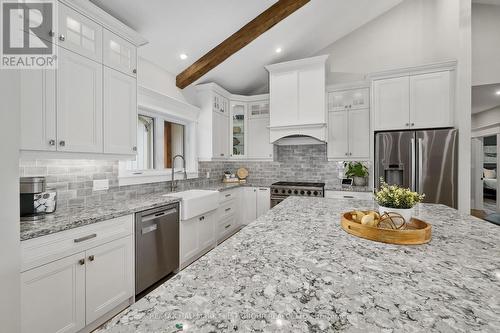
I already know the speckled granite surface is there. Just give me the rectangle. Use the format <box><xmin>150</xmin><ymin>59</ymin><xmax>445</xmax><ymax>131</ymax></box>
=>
<box><xmin>20</xmin><ymin>182</ymin><xmax>270</xmax><ymax>241</ymax></box>
<box><xmin>95</xmin><ymin>197</ymin><xmax>500</xmax><ymax>333</ymax></box>
<box><xmin>20</xmin><ymin>192</ymin><xmax>181</xmax><ymax>241</ymax></box>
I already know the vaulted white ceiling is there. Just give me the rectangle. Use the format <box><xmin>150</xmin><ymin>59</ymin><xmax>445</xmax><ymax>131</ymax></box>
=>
<box><xmin>472</xmin><ymin>83</ymin><xmax>500</xmax><ymax>114</ymax></box>
<box><xmin>91</xmin><ymin>0</ymin><xmax>402</xmax><ymax>94</ymax></box>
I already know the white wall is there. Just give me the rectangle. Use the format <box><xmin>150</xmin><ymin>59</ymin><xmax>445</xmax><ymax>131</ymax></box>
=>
<box><xmin>316</xmin><ymin>0</ymin><xmax>460</xmax><ymax>84</ymax></box>
<box><xmin>137</xmin><ymin>57</ymin><xmax>199</xmax><ymax>105</ymax></box>
<box><xmin>0</xmin><ymin>71</ymin><xmax>21</xmax><ymax>332</ymax></box>
<box><xmin>472</xmin><ymin>3</ymin><xmax>500</xmax><ymax>86</ymax></box>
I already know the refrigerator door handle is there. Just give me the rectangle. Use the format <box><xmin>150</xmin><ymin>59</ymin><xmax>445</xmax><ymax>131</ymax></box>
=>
<box><xmin>411</xmin><ymin>138</ymin><xmax>416</xmax><ymax>191</ymax></box>
<box><xmin>418</xmin><ymin>138</ymin><xmax>423</xmax><ymax>193</ymax></box>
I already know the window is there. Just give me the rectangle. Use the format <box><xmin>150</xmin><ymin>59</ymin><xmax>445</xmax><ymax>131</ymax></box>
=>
<box><xmin>127</xmin><ymin>115</ymin><xmax>154</xmax><ymax>171</ymax></box>
<box><xmin>164</xmin><ymin>121</ymin><xmax>185</xmax><ymax>169</ymax></box>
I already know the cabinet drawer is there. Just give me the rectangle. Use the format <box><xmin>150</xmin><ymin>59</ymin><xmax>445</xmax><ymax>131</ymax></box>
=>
<box><xmin>218</xmin><ymin>214</ymin><xmax>237</xmax><ymax>240</ymax></box>
<box><xmin>219</xmin><ymin>188</ymin><xmax>239</xmax><ymax>204</ymax></box>
<box><xmin>21</xmin><ymin>215</ymin><xmax>134</xmax><ymax>272</ymax></box>
<box><xmin>218</xmin><ymin>200</ymin><xmax>236</xmax><ymax>220</ymax></box>
<box><xmin>325</xmin><ymin>191</ymin><xmax>373</xmax><ymax>201</ymax></box>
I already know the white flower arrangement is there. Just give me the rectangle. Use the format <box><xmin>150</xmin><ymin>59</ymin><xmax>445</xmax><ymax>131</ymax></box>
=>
<box><xmin>375</xmin><ymin>180</ymin><xmax>425</xmax><ymax>209</ymax></box>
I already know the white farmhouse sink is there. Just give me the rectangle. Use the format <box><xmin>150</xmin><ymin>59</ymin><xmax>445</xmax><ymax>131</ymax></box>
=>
<box><xmin>164</xmin><ymin>190</ymin><xmax>219</xmax><ymax>220</ymax></box>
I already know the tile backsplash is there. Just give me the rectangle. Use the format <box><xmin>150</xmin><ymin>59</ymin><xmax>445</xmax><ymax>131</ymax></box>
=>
<box><xmin>19</xmin><ymin>144</ymin><xmax>369</xmax><ymax>208</ymax></box>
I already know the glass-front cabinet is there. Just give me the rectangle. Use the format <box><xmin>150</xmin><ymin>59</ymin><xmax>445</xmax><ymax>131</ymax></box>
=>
<box><xmin>230</xmin><ymin>101</ymin><xmax>247</xmax><ymax>158</ymax></box>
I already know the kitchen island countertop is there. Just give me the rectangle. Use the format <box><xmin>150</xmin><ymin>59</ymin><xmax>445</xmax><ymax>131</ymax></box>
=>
<box><xmin>96</xmin><ymin>197</ymin><xmax>500</xmax><ymax>332</ymax></box>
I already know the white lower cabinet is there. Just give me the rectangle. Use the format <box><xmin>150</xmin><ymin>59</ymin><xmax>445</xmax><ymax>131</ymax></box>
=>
<box><xmin>21</xmin><ymin>215</ymin><xmax>134</xmax><ymax>333</ymax></box>
<box><xmin>242</xmin><ymin>187</ymin><xmax>271</xmax><ymax>225</ymax></box>
<box><xmin>180</xmin><ymin>210</ymin><xmax>216</xmax><ymax>268</ymax></box>
<box><xmin>85</xmin><ymin>236</ymin><xmax>134</xmax><ymax>324</ymax></box>
<box><xmin>21</xmin><ymin>253</ymin><xmax>86</xmax><ymax>333</ymax></box>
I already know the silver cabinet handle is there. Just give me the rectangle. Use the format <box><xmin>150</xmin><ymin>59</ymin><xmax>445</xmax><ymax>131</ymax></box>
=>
<box><xmin>48</xmin><ymin>139</ymin><xmax>55</xmax><ymax>146</ymax></box>
<box><xmin>132</xmin><ymin>69</ymin><xmax>137</xmax><ymax>74</ymax></box>
<box><xmin>74</xmin><ymin>233</ymin><xmax>96</xmax><ymax>243</ymax></box>
<box><xmin>225</xmin><ymin>224</ymin><xmax>231</xmax><ymax>229</ymax></box>
<box><xmin>225</xmin><ymin>193</ymin><xmax>231</xmax><ymax>197</ymax></box>
<box><xmin>59</xmin><ymin>140</ymin><xmax>66</xmax><ymax>147</ymax></box>
<box><xmin>225</xmin><ymin>207</ymin><xmax>231</xmax><ymax>212</ymax></box>
<box><xmin>88</xmin><ymin>255</ymin><xmax>95</xmax><ymax>261</ymax></box>
<box><xmin>345</xmin><ymin>153</ymin><xmax>349</xmax><ymax>156</ymax></box>
<box><xmin>411</xmin><ymin>123</ymin><xmax>415</xmax><ymax>127</ymax></box>
<box><xmin>405</xmin><ymin>123</ymin><xmax>410</xmax><ymax>127</ymax></box>
<box><xmin>220</xmin><ymin>153</ymin><xmax>224</xmax><ymax>157</ymax></box>
<box><xmin>199</xmin><ymin>216</ymin><xmax>205</xmax><ymax>221</ymax></box>
<box><xmin>349</xmin><ymin>153</ymin><xmax>352</xmax><ymax>156</ymax></box>
<box><xmin>132</xmin><ymin>146</ymin><xmax>137</xmax><ymax>152</ymax></box>
<box><xmin>78</xmin><ymin>258</ymin><xmax>85</xmax><ymax>265</ymax></box>
<box><xmin>59</xmin><ymin>34</ymin><xmax>65</xmax><ymax>41</ymax></box>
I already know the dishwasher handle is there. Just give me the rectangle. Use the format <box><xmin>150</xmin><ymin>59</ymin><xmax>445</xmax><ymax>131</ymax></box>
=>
<box><xmin>141</xmin><ymin>208</ymin><xmax>177</xmax><ymax>223</ymax></box>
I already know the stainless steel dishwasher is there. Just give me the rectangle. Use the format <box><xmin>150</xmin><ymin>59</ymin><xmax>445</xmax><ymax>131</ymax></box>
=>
<box><xmin>135</xmin><ymin>203</ymin><xmax>179</xmax><ymax>295</ymax></box>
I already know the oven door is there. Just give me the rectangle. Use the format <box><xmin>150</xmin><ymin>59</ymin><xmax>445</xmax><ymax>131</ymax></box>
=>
<box><xmin>270</xmin><ymin>196</ymin><xmax>286</xmax><ymax>208</ymax></box>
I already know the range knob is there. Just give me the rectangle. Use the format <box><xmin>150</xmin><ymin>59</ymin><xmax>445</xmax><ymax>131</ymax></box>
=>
<box><xmin>307</xmin><ymin>191</ymin><xmax>311</xmax><ymax>195</ymax></box>
<box><xmin>287</xmin><ymin>190</ymin><xmax>292</xmax><ymax>194</ymax></box>
<box><xmin>300</xmin><ymin>190</ymin><xmax>305</xmax><ymax>195</ymax></box>
<box><xmin>274</xmin><ymin>189</ymin><xmax>279</xmax><ymax>194</ymax></box>
<box><xmin>294</xmin><ymin>190</ymin><xmax>298</xmax><ymax>195</ymax></box>
<box><xmin>282</xmin><ymin>189</ymin><xmax>286</xmax><ymax>194</ymax></box>
<box><xmin>313</xmin><ymin>191</ymin><xmax>318</xmax><ymax>196</ymax></box>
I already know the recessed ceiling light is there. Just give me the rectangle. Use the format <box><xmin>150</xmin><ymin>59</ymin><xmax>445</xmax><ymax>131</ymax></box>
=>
<box><xmin>179</xmin><ymin>53</ymin><xmax>188</xmax><ymax>60</ymax></box>
<box><xmin>496</xmin><ymin>90</ymin><xmax>500</xmax><ymax>95</ymax></box>
<box><xmin>275</xmin><ymin>47</ymin><xmax>282</xmax><ymax>54</ymax></box>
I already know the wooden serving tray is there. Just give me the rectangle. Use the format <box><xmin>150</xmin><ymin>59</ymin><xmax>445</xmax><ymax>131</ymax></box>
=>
<box><xmin>341</xmin><ymin>211</ymin><xmax>431</xmax><ymax>245</ymax></box>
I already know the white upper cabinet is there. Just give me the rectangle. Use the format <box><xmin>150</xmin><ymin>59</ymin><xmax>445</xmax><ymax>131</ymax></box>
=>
<box><xmin>373</xmin><ymin>76</ymin><xmax>410</xmax><ymax>131</ymax></box>
<box><xmin>372</xmin><ymin>66</ymin><xmax>454</xmax><ymax>131</ymax></box>
<box><xmin>248</xmin><ymin>116</ymin><xmax>273</xmax><ymax>160</ymax></box>
<box><xmin>328</xmin><ymin>88</ymin><xmax>369</xmax><ymax>112</ymax></box>
<box><xmin>103</xmin><ymin>67</ymin><xmax>137</xmax><ymax>155</ymax></box>
<box><xmin>327</xmin><ymin>111</ymin><xmax>349</xmax><ymax>159</ymax></box>
<box><xmin>58</xmin><ymin>3</ymin><xmax>102</xmax><ymax>62</ymax></box>
<box><xmin>57</xmin><ymin>47</ymin><xmax>103</xmax><ymax>153</ymax></box>
<box><xmin>230</xmin><ymin>101</ymin><xmax>247</xmax><ymax>158</ymax></box>
<box><xmin>20</xmin><ymin>70</ymin><xmax>56</xmax><ymax>151</ymax></box>
<box><xmin>348</xmin><ymin>108</ymin><xmax>370</xmax><ymax>159</ymax></box>
<box><xmin>103</xmin><ymin>29</ymin><xmax>137</xmax><ymax>77</ymax></box>
<box><xmin>270</xmin><ymin>71</ymin><xmax>299</xmax><ymax>127</ymax></box>
<box><xmin>409</xmin><ymin>71</ymin><xmax>452</xmax><ymax>129</ymax></box>
<box><xmin>248</xmin><ymin>101</ymin><xmax>270</xmax><ymax>117</ymax></box>
<box><xmin>212</xmin><ymin>111</ymin><xmax>229</xmax><ymax>159</ymax></box>
<box><xmin>213</xmin><ymin>93</ymin><xmax>229</xmax><ymax>115</ymax></box>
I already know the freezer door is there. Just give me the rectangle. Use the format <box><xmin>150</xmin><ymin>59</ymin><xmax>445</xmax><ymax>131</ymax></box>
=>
<box><xmin>416</xmin><ymin>129</ymin><xmax>458</xmax><ymax>208</ymax></box>
<box><xmin>375</xmin><ymin>131</ymin><xmax>415</xmax><ymax>190</ymax></box>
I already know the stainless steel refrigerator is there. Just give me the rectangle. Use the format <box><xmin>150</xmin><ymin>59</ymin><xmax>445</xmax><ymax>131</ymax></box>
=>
<box><xmin>375</xmin><ymin>129</ymin><xmax>458</xmax><ymax>208</ymax></box>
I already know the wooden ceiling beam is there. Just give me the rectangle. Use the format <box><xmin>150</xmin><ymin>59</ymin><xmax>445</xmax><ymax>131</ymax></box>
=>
<box><xmin>175</xmin><ymin>0</ymin><xmax>310</xmax><ymax>89</ymax></box>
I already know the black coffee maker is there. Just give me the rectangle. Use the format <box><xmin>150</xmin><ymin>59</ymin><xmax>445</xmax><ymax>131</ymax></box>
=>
<box><xmin>20</xmin><ymin>177</ymin><xmax>47</xmax><ymax>221</ymax></box>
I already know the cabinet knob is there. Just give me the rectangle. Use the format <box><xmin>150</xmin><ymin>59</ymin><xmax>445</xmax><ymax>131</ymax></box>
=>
<box><xmin>220</xmin><ymin>153</ymin><xmax>224</xmax><ymax>157</ymax></box>
<box><xmin>345</xmin><ymin>152</ymin><xmax>349</xmax><ymax>156</ymax></box>
<box><xmin>405</xmin><ymin>123</ymin><xmax>410</xmax><ymax>127</ymax></box>
<box><xmin>411</xmin><ymin>123</ymin><xmax>415</xmax><ymax>127</ymax></box>
<box><xmin>59</xmin><ymin>140</ymin><xmax>66</xmax><ymax>147</ymax></box>
<box><xmin>78</xmin><ymin>259</ymin><xmax>85</xmax><ymax>265</ymax></box>
<box><xmin>48</xmin><ymin>30</ymin><xmax>55</xmax><ymax>37</ymax></box>
<box><xmin>88</xmin><ymin>255</ymin><xmax>95</xmax><ymax>261</ymax></box>
<box><xmin>199</xmin><ymin>216</ymin><xmax>205</xmax><ymax>221</ymax></box>
<box><xmin>48</xmin><ymin>139</ymin><xmax>55</xmax><ymax>146</ymax></box>
<box><xmin>132</xmin><ymin>69</ymin><xmax>137</xmax><ymax>74</ymax></box>
<box><xmin>59</xmin><ymin>34</ymin><xmax>65</xmax><ymax>41</ymax></box>
<box><xmin>132</xmin><ymin>146</ymin><xmax>137</xmax><ymax>152</ymax></box>
<box><xmin>349</xmin><ymin>152</ymin><xmax>352</xmax><ymax>156</ymax></box>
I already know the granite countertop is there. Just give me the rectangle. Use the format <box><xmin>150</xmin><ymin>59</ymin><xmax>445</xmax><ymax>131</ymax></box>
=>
<box><xmin>20</xmin><ymin>182</ymin><xmax>272</xmax><ymax>241</ymax></box>
<box><xmin>96</xmin><ymin>197</ymin><xmax>500</xmax><ymax>333</ymax></box>
<box><xmin>20</xmin><ymin>192</ymin><xmax>182</xmax><ymax>241</ymax></box>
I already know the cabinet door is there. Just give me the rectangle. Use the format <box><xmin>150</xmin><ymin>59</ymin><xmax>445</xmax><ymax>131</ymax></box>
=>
<box><xmin>198</xmin><ymin>211</ymin><xmax>216</xmax><ymax>251</ymax></box>
<box><xmin>57</xmin><ymin>47</ymin><xmax>103</xmax><ymax>153</ymax></box>
<box><xmin>230</xmin><ymin>102</ymin><xmax>247</xmax><ymax>157</ymax></box>
<box><xmin>269</xmin><ymin>71</ymin><xmax>298</xmax><ymax>127</ymax></box>
<box><xmin>248</xmin><ymin>117</ymin><xmax>273</xmax><ymax>159</ymax></box>
<box><xmin>242</xmin><ymin>187</ymin><xmax>257</xmax><ymax>225</ymax></box>
<box><xmin>212</xmin><ymin>112</ymin><xmax>229</xmax><ymax>159</ymax></box>
<box><xmin>180</xmin><ymin>217</ymin><xmax>199</xmax><ymax>265</ymax></box>
<box><xmin>103</xmin><ymin>29</ymin><xmax>137</xmax><ymax>77</ymax></box>
<box><xmin>20</xmin><ymin>70</ymin><xmax>56</xmax><ymax>151</ymax></box>
<box><xmin>256</xmin><ymin>188</ymin><xmax>271</xmax><ymax>218</ymax></box>
<box><xmin>21</xmin><ymin>253</ymin><xmax>85</xmax><ymax>333</ymax></box>
<box><xmin>327</xmin><ymin>111</ymin><xmax>349</xmax><ymax>159</ymax></box>
<box><xmin>348</xmin><ymin>109</ymin><xmax>370</xmax><ymax>159</ymax></box>
<box><xmin>58</xmin><ymin>2</ymin><xmax>102</xmax><ymax>62</ymax></box>
<box><xmin>373</xmin><ymin>76</ymin><xmax>410</xmax><ymax>131</ymax></box>
<box><xmin>85</xmin><ymin>236</ymin><xmax>134</xmax><ymax>324</ymax></box>
<box><xmin>103</xmin><ymin>67</ymin><xmax>137</xmax><ymax>155</ymax></box>
<box><xmin>349</xmin><ymin>88</ymin><xmax>370</xmax><ymax>110</ymax></box>
<box><xmin>328</xmin><ymin>90</ymin><xmax>350</xmax><ymax>112</ymax></box>
<box><xmin>410</xmin><ymin>71</ymin><xmax>452</xmax><ymax>129</ymax></box>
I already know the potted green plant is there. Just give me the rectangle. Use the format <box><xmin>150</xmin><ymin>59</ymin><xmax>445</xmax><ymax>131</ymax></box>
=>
<box><xmin>344</xmin><ymin>162</ymin><xmax>369</xmax><ymax>186</ymax></box>
<box><xmin>375</xmin><ymin>180</ymin><xmax>425</xmax><ymax>222</ymax></box>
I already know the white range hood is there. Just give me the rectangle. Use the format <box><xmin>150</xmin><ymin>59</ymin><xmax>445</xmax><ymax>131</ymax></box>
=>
<box><xmin>265</xmin><ymin>55</ymin><xmax>329</xmax><ymax>145</ymax></box>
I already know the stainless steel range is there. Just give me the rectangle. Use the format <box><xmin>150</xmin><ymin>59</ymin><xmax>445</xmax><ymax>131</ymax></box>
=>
<box><xmin>270</xmin><ymin>182</ymin><xmax>325</xmax><ymax>208</ymax></box>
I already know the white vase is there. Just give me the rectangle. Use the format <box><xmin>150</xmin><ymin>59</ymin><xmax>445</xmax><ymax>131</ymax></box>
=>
<box><xmin>378</xmin><ymin>205</ymin><xmax>414</xmax><ymax>222</ymax></box>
